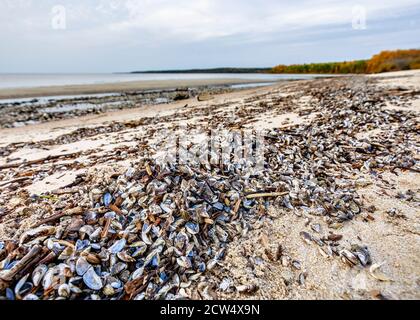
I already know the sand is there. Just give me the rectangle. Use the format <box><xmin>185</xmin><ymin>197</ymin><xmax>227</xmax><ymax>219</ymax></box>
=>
<box><xmin>211</xmin><ymin>170</ymin><xmax>419</xmax><ymax>300</ymax></box>
<box><xmin>0</xmin><ymin>70</ymin><xmax>418</xmax><ymax>300</ymax></box>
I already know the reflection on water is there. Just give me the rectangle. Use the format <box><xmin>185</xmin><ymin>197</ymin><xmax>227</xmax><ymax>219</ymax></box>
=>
<box><xmin>39</xmin><ymin>101</ymin><xmax>129</xmax><ymax>114</ymax></box>
<box><xmin>0</xmin><ymin>93</ymin><xmax>120</xmax><ymax>106</ymax></box>
<box><xmin>230</xmin><ymin>82</ymin><xmax>277</xmax><ymax>89</ymax></box>
<box><xmin>0</xmin><ymin>73</ymin><xmax>328</xmax><ymax>90</ymax></box>
<box><xmin>0</xmin><ymin>81</ymin><xmax>283</xmax><ymax>105</ymax></box>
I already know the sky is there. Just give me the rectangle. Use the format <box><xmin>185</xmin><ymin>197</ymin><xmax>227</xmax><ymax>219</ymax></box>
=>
<box><xmin>0</xmin><ymin>0</ymin><xmax>419</xmax><ymax>73</ymax></box>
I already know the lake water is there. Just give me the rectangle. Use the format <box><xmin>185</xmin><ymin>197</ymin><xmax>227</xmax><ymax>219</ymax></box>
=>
<box><xmin>0</xmin><ymin>73</ymin><xmax>325</xmax><ymax>90</ymax></box>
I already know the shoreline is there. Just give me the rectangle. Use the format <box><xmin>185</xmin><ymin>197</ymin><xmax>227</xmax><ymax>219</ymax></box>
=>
<box><xmin>1</xmin><ymin>70</ymin><xmax>417</xmax><ymax>101</ymax></box>
<box><xmin>0</xmin><ymin>81</ymin><xmax>284</xmax><ymax>129</ymax></box>
<box><xmin>0</xmin><ymin>83</ymin><xmax>282</xmax><ymax>146</ymax></box>
<box><xmin>0</xmin><ymin>78</ymin><xmax>278</xmax><ymax>100</ymax></box>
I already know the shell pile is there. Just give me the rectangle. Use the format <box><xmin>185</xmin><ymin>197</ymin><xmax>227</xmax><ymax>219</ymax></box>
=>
<box><xmin>0</xmin><ymin>76</ymin><xmax>418</xmax><ymax>300</ymax></box>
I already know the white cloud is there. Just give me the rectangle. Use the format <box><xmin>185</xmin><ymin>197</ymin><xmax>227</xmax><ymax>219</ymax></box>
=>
<box><xmin>0</xmin><ymin>0</ymin><xmax>418</xmax><ymax>72</ymax></box>
<box><xmin>0</xmin><ymin>0</ymin><xmax>418</xmax><ymax>42</ymax></box>
<box><xmin>105</xmin><ymin>0</ymin><xmax>420</xmax><ymax>41</ymax></box>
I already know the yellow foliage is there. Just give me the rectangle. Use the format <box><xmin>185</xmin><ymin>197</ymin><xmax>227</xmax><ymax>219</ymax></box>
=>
<box><xmin>271</xmin><ymin>49</ymin><xmax>420</xmax><ymax>74</ymax></box>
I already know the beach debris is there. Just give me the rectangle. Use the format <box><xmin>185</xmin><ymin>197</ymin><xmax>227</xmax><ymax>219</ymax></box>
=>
<box><xmin>369</xmin><ymin>262</ymin><xmax>393</xmax><ymax>282</ymax></box>
<box><xmin>281</xmin><ymin>270</ymin><xmax>295</xmax><ymax>286</ymax></box>
<box><xmin>197</xmin><ymin>93</ymin><xmax>214</xmax><ymax>102</ymax></box>
<box><xmin>369</xmin><ymin>289</ymin><xmax>388</xmax><ymax>300</ymax></box>
<box><xmin>386</xmin><ymin>208</ymin><xmax>407</xmax><ymax>219</ymax></box>
<box><xmin>0</xmin><ymin>76</ymin><xmax>418</xmax><ymax>300</ymax></box>
<box><xmin>298</xmin><ymin>272</ymin><xmax>307</xmax><ymax>286</ymax></box>
<box><xmin>236</xmin><ymin>284</ymin><xmax>258</xmax><ymax>294</ymax></box>
<box><xmin>173</xmin><ymin>92</ymin><xmax>190</xmax><ymax>101</ymax></box>
<box><xmin>351</xmin><ymin>245</ymin><xmax>372</xmax><ymax>267</ymax></box>
<box><xmin>219</xmin><ymin>278</ymin><xmax>233</xmax><ymax>291</ymax></box>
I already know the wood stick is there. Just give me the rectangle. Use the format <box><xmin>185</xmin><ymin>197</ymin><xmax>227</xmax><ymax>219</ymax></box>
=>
<box><xmin>17</xmin><ymin>248</ymin><xmax>50</xmax><ymax>279</ymax></box>
<box><xmin>101</xmin><ymin>218</ymin><xmax>112</xmax><ymax>239</ymax></box>
<box><xmin>109</xmin><ymin>204</ymin><xmax>123</xmax><ymax>216</ymax></box>
<box><xmin>38</xmin><ymin>251</ymin><xmax>57</xmax><ymax>265</ymax></box>
<box><xmin>124</xmin><ymin>275</ymin><xmax>146</xmax><ymax>296</ymax></box>
<box><xmin>31</xmin><ymin>207</ymin><xmax>84</xmax><ymax>228</ymax></box>
<box><xmin>245</xmin><ymin>192</ymin><xmax>289</xmax><ymax>199</ymax></box>
<box><xmin>0</xmin><ymin>177</ymin><xmax>31</xmax><ymax>187</ymax></box>
<box><xmin>0</xmin><ymin>152</ymin><xmax>82</xmax><ymax>170</ymax></box>
<box><xmin>125</xmin><ymin>274</ymin><xmax>152</xmax><ymax>298</ymax></box>
<box><xmin>232</xmin><ymin>198</ymin><xmax>241</xmax><ymax>215</ymax></box>
<box><xmin>397</xmin><ymin>166</ymin><xmax>420</xmax><ymax>173</ymax></box>
<box><xmin>0</xmin><ymin>245</ymin><xmax>42</xmax><ymax>282</ymax></box>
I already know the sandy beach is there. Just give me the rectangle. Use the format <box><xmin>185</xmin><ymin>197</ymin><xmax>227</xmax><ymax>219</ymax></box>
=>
<box><xmin>0</xmin><ymin>70</ymin><xmax>419</xmax><ymax>300</ymax></box>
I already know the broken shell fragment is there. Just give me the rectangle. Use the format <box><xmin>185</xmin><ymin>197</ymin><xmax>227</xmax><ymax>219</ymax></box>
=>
<box><xmin>369</xmin><ymin>262</ymin><xmax>393</xmax><ymax>282</ymax></box>
<box><xmin>108</xmin><ymin>239</ymin><xmax>126</xmax><ymax>254</ymax></box>
<box><xmin>76</xmin><ymin>257</ymin><xmax>91</xmax><ymax>276</ymax></box>
<box><xmin>236</xmin><ymin>284</ymin><xmax>258</xmax><ymax>294</ymax></box>
<box><xmin>83</xmin><ymin>267</ymin><xmax>103</xmax><ymax>290</ymax></box>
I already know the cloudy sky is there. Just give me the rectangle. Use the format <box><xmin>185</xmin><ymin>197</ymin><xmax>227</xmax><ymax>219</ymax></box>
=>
<box><xmin>0</xmin><ymin>0</ymin><xmax>419</xmax><ymax>73</ymax></box>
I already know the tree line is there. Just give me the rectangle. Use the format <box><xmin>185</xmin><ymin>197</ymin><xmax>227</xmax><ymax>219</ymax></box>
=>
<box><xmin>271</xmin><ymin>49</ymin><xmax>420</xmax><ymax>74</ymax></box>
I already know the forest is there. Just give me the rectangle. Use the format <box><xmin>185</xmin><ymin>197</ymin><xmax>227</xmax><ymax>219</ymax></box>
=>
<box><xmin>132</xmin><ymin>68</ymin><xmax>271</xmax><ymax>74</ymax></box>
<box><xmin>271</xmin><ymin>49</ymin><xmax>420</xmax><ymax>74</ymax></box>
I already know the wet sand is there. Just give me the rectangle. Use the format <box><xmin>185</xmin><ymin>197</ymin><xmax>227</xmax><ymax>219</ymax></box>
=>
<box><xmin>0</xmin><ymin>70</ymin><xmax>419</xmax><ymax>300</ymax></box>
<box><xmin>0</xmin><ymin>78</ymin><xmax>276</xmax><ymax>100</ymax></box>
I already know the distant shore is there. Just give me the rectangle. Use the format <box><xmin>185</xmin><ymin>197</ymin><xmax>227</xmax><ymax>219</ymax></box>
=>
<box><xmin>129</xmin><ymin>67</ymin><xmax>271</xmax><ymax>74</ymax></box>
<box><xmin>0</xmin><ymin>78</ymin><xmax>277</xmax><ymax>100</ymax></box>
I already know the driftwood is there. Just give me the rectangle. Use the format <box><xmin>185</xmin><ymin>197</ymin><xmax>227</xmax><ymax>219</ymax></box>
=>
<box><xmin>197</xmin><ymin>93</ymin><xmax>214</xmax><ymax>102</ymax></box>
<box><xmin>31</xmin><ymin>207</ymin><xmax>84</xmax><ymax>228</ymax></box>
<box><xmin>125</xmin><ymin>274</ymin><xmax>152</xmax><ymax>298</ymax></box>
<box><xmin>397</xmin><ymin>166</ymin><xmax>420</xmax><ymax>173</ymax></box>
<box><xmin>0</xmin><ymin>177</ymin><xmax>31</xmax><ymax>187</ymax></box>
<box><xmin>51</xmin><ymin>187</ymin><xmax>81</xmax><ymax>195</ymax></box>
<box><xmin>17</xmin><ymin>248</ymin><xmax>50</xmax><ymax>279</ymax></box>
<box><xmin>109</xmin><ymin>204</ymin><xmax>123</xmax><ymax>216</ymax></box>
<box><xmin>233</xmin><ymin>198</ymin><xmax>241</xmax><ymax>214</ymax></box>
<box><xmin>101</xmin><ymin>218</ymin><xmax>112</xmax><ymax>239</ymax></box>
<box><xmin>0</xmin><ymin>245</ymin><xmax>42</xmax><ymax>290</ymax></box>
<box><xmin>245</xmin><ymin>192</ymin><xmax>289</xmax><ymax>199</ymax></box>
<box><xmin>38</xmin><ymin>251</ymin><xmax>57</xmax><ymax>265</ymax></box>
<box><xmin>124</xmin><ymin>275</ymin><xmax>146</xmax><ymax>296</ymax></box>
<box><xmin>0</xmin><ymin>152</ymin><xmax>82</xmax><ymax>170</ymax></box>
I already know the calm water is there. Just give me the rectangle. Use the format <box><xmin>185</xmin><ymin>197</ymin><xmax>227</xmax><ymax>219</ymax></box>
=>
<box><xmin>0</xmin><ymin>73</ymin><xmax>325</xmax><ymax>90</ymax></box>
